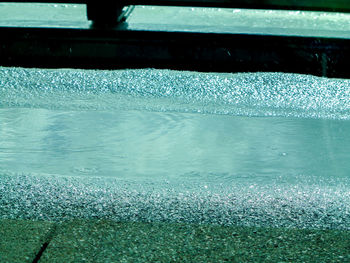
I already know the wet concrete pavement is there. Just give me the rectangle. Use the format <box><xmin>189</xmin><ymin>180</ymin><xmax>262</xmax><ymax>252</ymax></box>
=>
<box><xmin>2</xmin><ymin>219</ymin><xmax>350</xmax><ymax>263</ymax></box>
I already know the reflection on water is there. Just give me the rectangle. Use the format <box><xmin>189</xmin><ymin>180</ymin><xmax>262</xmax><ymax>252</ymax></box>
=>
<box><xmin>0</xmin><ymin>67</ymin><xmax>350</xmax><ymax>228</ymax></box>
<box><xmin>1</xmin><ymin>108</ymin><xmax>349</xmax><ymax>183</ymax></box>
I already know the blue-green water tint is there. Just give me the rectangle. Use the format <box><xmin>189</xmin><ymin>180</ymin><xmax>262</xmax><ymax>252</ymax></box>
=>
<box><xmin>1</xmin><ymin>67</ymin><xmax>350</xmax><ymax>229</ymax></box>
<box><xmin>2</xmin><ymin>3</ymin><xmax>350</xmax><ymax>38</ymax></box>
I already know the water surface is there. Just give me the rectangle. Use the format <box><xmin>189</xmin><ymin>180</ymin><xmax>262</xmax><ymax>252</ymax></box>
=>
<box><xmin>1</xmin><ymin>67</ymin><xmax>350</xmax><ymax>229</ymax></box>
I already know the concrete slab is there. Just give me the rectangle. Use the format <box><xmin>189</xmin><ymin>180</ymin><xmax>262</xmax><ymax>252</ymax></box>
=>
<box><xmin>0</xmin><ymin>219</ymin><xmax>55</xmax><ymax>263</ymax></box>
<box><xmin>40</xmin><ymin>220</ymin><xmax>350</xmax><ymax>262</ymax></box>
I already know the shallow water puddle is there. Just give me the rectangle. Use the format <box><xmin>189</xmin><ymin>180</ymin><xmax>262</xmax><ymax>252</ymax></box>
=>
<box><xmin>0</xmin><ymin>67</ymin><xmax>349</xmax><ymax>229</ymax></box>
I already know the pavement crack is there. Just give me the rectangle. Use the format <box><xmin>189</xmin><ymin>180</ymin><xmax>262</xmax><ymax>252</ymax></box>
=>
<box><xmin>32</xmin><ymin>223</ymin><xmax>57</xmax><ymax>263</ymax></box>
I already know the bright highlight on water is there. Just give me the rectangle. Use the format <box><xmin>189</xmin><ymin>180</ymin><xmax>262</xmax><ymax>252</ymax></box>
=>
<box><xmin>0</xmin><ymin>67</ymin><xmax>350</xmax><ymax>229</ymax></box>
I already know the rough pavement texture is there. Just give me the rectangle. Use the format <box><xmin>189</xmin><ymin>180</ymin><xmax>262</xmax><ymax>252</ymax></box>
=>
<box><xmin>0</xmin><ymin>219</ymin><xmax>55</xmax><ymax>263</ymax></box>
<box><xmin>39</xmin><ymin>220</ymin><xmax>350</xmax><ymax>263</ymax></box>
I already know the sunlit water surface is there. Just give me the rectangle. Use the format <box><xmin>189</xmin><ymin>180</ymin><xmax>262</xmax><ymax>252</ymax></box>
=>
<box><xmin>1</xmin><ymin>67</ymin><xmax>350</xmax><ymax>229</ymax></box>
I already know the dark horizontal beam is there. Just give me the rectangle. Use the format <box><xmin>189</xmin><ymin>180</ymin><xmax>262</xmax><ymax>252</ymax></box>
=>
<box><xmin>1</xmin><ymin>26</ymin><xmax>350</xmax><ymax>78</ymax></box>
<box><xmin>1</xmin><ymin>0</ymin><xmax>350</xmax><ymax>12</ymax></box>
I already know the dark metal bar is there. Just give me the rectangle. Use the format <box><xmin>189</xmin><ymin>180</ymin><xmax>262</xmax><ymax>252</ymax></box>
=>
<box><xmin>0</xmin><ymin>0</ymin><xmax>349</xmax><ymax>12</ymax></box>
<box><xmin>1</xmin><ymin>26</ymin><xmax>350</xmax><ymax>78</ymax></box>
<box><xmin>86</xmin><ymin>0</ymin><xmax>125</xmax><ymax>26</ymax></box>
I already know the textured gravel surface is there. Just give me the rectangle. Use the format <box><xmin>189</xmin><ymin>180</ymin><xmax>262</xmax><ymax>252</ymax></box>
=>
<box><xmin>1</xmin><ymin>173</ymin><xmax>350</xmax><ymax>230</ymax></box>
<box><xmin>2</xmin><ymin>67</ymin><xmax>350</xmax><ymax>120</ymax></box>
